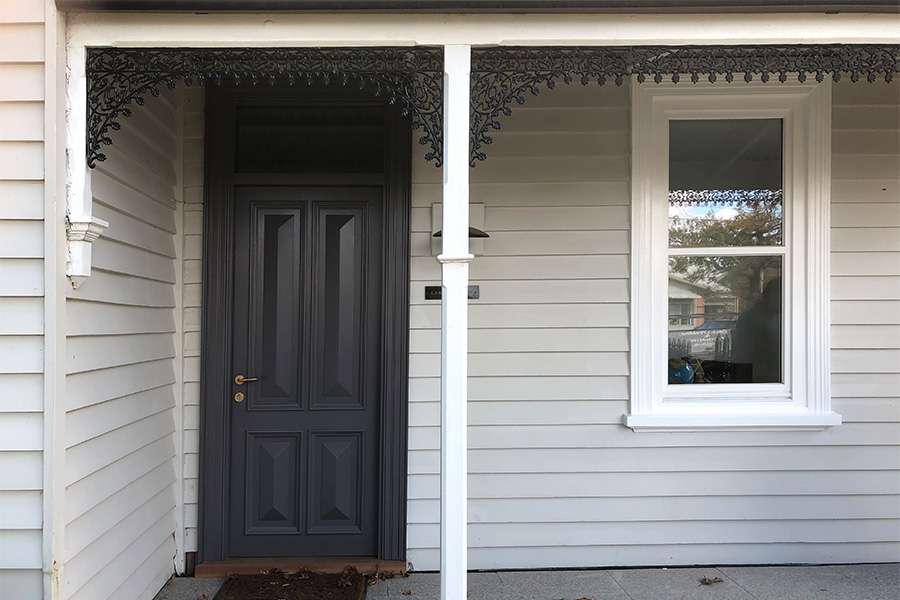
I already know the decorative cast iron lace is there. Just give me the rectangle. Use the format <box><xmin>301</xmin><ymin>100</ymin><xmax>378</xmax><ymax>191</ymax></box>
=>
<box><xmin>86</xmin><ymin>44</ymin><xmax>900</xmax><ymax>168</ymax></box>
<box><xmin>669</xmin><ymin>189</ymin><xmax>784</xmax><ymax>206</ymax></box>
<box><xmin>86</xmin><ymin>46</ymin><xmax>444</xmax><ymax>168</ymax></box>
<box><xmin>470</xmin><ymin>45</ymin><xmax>900</xmax><ymax>165</ymax></box>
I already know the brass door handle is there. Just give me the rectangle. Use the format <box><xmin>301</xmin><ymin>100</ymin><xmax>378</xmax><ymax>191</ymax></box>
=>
<box><xmin>234</xmin><ymin>374</ymin><xmax>259</xmax><ymax>385</ymax></box>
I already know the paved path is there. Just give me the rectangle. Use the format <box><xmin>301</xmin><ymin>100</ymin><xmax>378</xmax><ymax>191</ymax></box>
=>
<box><xmin>155</xmin><ymin>563</ymin><xmax>900</xmax><ymax>600</ymax></box>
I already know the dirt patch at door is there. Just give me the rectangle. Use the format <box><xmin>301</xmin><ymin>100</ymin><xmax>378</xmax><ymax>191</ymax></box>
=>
<box><xmin>212</xmin><ymin>568</ymin><xmax>365</xmax><ymax>600</ymax></box>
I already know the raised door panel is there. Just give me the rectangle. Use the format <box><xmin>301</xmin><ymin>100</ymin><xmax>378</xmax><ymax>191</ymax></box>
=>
<box><xmin>311</xmin><ymin>206</ymin><xmax>366</xmax><ymax>410</ymax></box>
<box><xmin>308</xmin><ymin>432</ymin><xmax>363</xmax><ymax>534</ymax></box>
<box><xmin>245</xmin><ymin>432</ymin><xmax>303</xmax><ymax>534</ymax></box>
<box><xmin>250</xmin><ymin>208</ymin><xmax>304</xmax><ymax>411</ymax></box>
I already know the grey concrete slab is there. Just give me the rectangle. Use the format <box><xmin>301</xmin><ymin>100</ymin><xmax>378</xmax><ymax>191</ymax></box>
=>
<box><xmin>367</xmin><ymin>570</ymin><xmax>629</xmax><ymax>599</ymax></box>
<box><xmin>495</xmin><ymin>570</ymin><xmax>631</xmax><ymax>600</ymax></box>
<box><xmin>719</xmin><ymin>564</ymin><xmax>900</xmax><ymax>600</ymax></box>
<box><xmin>364</xmin><ymin>579</ymin><xmax>393</xmax><ymax>599</ymax></box>
<box><xmin>608</xmin><ymin>567</ymin><xmax>755</xmax><ymax>600</ymax></box>
<box><xmin>468</xmin><ymin>572</ymin><xmax>513</xmax><ymax>600</ymax></box>
<box><xmin>368</xmin><ymin>572</ymin><xmax>506</xmax><ymax>599</ymax></box>
<box><xmin>370</xmin><ymin>572</ymin><xmax>439</xmax><ymax>599</ymax></box>
<box><xmin>154</xmin><ymin>564</ymin><xmax>900</xmax><ymax>600</ymax></box>
<box><xmin>152</xmin><ymin>576</ymin><xmax>224</xmax><ymax>600</ymax></box>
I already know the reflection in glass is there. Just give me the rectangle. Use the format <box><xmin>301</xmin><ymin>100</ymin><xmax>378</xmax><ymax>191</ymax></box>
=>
<box><xmin>669</xmin><ymin>119</ymin><xmax>783</xmax><ymax>247</ymax></box>
<box><xmin>668</xmin><ymin>256</ymin><xmax>783</xmax><ymax>384</ymax></box>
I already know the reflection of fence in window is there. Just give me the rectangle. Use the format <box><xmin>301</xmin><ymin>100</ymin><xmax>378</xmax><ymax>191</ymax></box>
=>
<box><xmin>715</xmin><ymin>333</ymin><xmax>732</xmax><ymax>361</ymax></box>
<box><xmin>669</xmin><ymin>329</ymin><xmax>733</xmax><ymax>361</ymax></box>
<box><xmin>669</xmin><ymin>336</ymin><xmax>692</xmax><ymax>359</ymax></box>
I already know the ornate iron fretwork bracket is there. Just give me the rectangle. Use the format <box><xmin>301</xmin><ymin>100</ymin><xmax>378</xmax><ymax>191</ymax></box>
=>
<box><xmin>470</xmin><ymin>45</ymin><xmax>900</xmax><ymax>164</ymax></box>
<box><xmin>86</xmin><ymin>46</ymin><xmax>444</xmax><ymax>168</ymax></box>
<box><xmin>86</xmin><ymin>45</ymin><xmax>900</xmax><ymax>168</ymax></box>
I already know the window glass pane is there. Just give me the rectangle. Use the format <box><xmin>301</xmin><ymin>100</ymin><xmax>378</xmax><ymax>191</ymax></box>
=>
<box><xmin>669</xmin><ymin>119</ymin><xmax>783</xmax><ymax>247</ymax></box>
<box><xmin>668</xmin><ymin>255</ymin><xmax>783</xmax><ymax>384</ymax></box>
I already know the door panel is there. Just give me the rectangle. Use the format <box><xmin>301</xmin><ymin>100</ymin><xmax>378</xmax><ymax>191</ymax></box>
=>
<box><xmin>308</xmin><ymin>431</ymin><xmax>363</xmax><ymax>534</ymax></box>
<box><xmin>313</xmin><ymin>207</ymin><xmax>366</xmax><ymax>409</ymax></box>
<box><xmin>254</xmin><ymin>209</ymin><xmax>303</xmax><ymax>409</ymax></box>
<box><xmin>245</xmin><ymin>432</ymin><xmax>302</xmax><ymax>534</ymax></box>
<box><xmin>229</xmin><ymin>186</ymin><xmax>381</xmax><ymax>557</ymax></box>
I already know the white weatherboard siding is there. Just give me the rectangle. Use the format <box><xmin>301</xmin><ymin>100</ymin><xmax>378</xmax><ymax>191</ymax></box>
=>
<box><xmin>406</xmin><ymin>81</ymin><xmax>900</xmax><ymax>570</ymax></box>
<box><xmin>63</xmin><ymin>91</ymin><xmax>181</xmax><ymax>600</ymax></box>
<box><xmin>181</xmin><ymin>87</ymin><xmax>204</xmax><ymax>556</ymax></box>
<box><xmin>0</xmin><ymin>1</ymin><xmax>46</xmax><ymax>598</ymax></box>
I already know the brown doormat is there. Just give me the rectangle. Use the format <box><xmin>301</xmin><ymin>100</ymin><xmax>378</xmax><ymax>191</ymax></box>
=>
<box><xmin>213</xmin><ymin>568</ymin><xmax>366</xmax><ymax>600</ymax></box>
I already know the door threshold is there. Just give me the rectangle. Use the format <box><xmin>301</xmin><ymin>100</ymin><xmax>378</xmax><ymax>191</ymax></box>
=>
<box><xmin>195</xmin><ymin>557</ymin><xmax>407</xmax><ymax>578</ymax></box>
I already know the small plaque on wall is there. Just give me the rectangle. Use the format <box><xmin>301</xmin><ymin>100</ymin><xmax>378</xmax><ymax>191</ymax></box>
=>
<box><xmin>425</xmin><ymin>285</ymin><xmax>480</xmax><ymax>300</ymax></box>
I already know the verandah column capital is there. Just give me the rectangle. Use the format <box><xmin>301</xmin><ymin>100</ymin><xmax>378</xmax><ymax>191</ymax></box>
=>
<box><xmin>436</xmin><ymin>254</ymin><xmax>475</xmax><ymax>264</ymax></box>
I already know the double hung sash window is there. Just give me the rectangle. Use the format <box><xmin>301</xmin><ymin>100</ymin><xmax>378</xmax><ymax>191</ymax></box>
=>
<box><xmin>667</xmin><ymin>118</ymin><xmax>786</xmax><ymax>387</ymax></box>
<box><xmin>628</xmin><ymin>80</ymin><xmax>840</xmax><ymax>430</ymax></box>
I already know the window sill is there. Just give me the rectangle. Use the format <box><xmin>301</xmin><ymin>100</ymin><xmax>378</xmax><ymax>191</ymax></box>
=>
<box><xmin>624</xmin><ymin>412</ymin><xmax>842</xmax><ymax>432</ymax></box>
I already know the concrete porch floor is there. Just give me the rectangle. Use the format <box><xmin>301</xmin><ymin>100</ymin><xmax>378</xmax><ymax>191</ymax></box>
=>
<box><xmin>154</xmin><ymin>563</ymin><xmax>900</xmax><ymax>600</ymax></box>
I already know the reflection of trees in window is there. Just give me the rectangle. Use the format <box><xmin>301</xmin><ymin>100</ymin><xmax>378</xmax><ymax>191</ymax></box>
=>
<box><xmin>671</xmin><ymin>255</ymin><xmax>781</xmax><ymax>305</ymax></box>
<box><xmin>669</xmin><ymin>191</ymin><xmax>783</xmax><ymax>246</ymax></box>
<box><xmin>670</xmin><ymin>194</ymin><xmax>783</xmax><ymax>302</ymax></box>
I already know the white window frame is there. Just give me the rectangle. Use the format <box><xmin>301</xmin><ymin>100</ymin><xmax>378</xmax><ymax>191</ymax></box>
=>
<box><xmin>627</xmin><ymin>78</ymin><xmax>841</xmax><ymax>431</ymax></box>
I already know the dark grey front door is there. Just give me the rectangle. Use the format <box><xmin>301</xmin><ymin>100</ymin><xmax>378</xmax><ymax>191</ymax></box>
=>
<box><xmin>228</xmin><ymin>185</ymin><xmax>382</xmax><ymax>557</ymax></box>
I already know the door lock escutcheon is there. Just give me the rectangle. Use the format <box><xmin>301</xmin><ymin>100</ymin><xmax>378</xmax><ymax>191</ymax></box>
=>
<box><xmin>233</xmin><ymin>391</ymin><xmax>246</xmax><ymax>403</ymax></box>
<box><xmin>234</xmin><ymin>374</ymin><xmax>259</xmax><ymax>385</ymax></box>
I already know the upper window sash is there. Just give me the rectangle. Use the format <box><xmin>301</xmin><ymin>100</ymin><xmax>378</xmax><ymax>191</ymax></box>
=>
<box><xmin>668</xmin><ymin>117</ymin><xmax>785</xmax><ymax>249</ymax></box>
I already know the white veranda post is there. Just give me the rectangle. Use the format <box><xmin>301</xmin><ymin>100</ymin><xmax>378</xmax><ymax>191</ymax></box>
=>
<box><xmin>439</xmin><ymin>44</ymin><xmax>472</xmax><ymax>600</ymax></box>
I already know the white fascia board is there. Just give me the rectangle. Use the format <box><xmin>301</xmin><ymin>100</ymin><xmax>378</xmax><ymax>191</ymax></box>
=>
<box><xmin>67</xmin><ymin>12</ymin><xmax>900</xmax><ymax>48</ymax></box>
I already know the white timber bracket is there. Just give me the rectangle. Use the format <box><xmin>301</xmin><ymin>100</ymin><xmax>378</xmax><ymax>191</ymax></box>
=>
<box><xmin>439</xmin><ymin>44</ymin><xmax>472</xmax><ymax>600</ymax></box>
<box><xmin>65</xmin><ymin>214</ymin><xmax>108</xmax><ymax>289</ymax></box>
<box><xmin>65</xmin><ymin>44</ymin><xmax>107</xmax><ymax>289</ymax></box>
